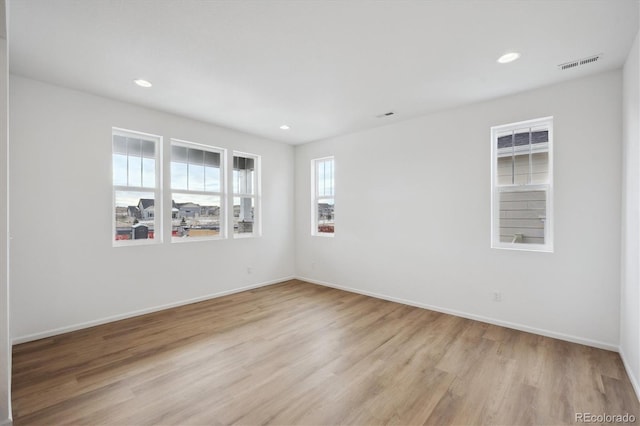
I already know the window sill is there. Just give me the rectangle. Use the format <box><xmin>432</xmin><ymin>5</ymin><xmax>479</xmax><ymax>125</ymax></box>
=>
<box><xmin>172</xmin><ymin>236</ymin><xmax>224</xmax><ymax>244</ymax></box>
<box><xmin>491</xmin><ymin>243</ymin><xmax>553</xmax><ymax>253</ymax></box>
<box><xmin>233</xmin><ymin>233</ymin><xmax>260</xmax><ymax>239</ymax></box>
<box><xmin>113</xmin><ymin>239</ymin><xmax>162</xmax><ymax>248</ymax></box>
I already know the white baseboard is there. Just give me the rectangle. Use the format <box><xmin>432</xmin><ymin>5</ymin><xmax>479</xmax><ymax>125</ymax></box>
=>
<box><xmin>619</xmin><ymin>347</ymin><xmax>640</xmax><ymax>402</ymax></box>
<box><xmin>296</xmin><ymin>276</ymin><xmax>618</xmax><ymax>352</ymax></box>
<box><xmin>12</xmin><ymin>276</ymin><xmax>295</xmax><ymax>345</ymax></box>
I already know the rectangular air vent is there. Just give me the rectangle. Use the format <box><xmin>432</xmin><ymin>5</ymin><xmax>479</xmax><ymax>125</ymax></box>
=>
<box><xmin>558</xmin><ymin>54</ymin><xmax>601</xmax><ymax>70</ymax></box>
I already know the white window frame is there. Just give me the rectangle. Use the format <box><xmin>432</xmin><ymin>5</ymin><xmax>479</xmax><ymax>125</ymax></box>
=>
<box><xmin>231</xmin><ymin>151</ymin><xmax>261</xmax><ymax>238</ymax></box>
<box><xmin>491</xmin><ymin>117</ymin><xmax>553</xmax><ymax>252</ymax></box>
<box><xmin>170</xmin><ymin>139</ymin><xmax>226</xmax><ymax>243</ymax></box>
<box><xmin>311</xmin><ymin>156</ymin><xmax>335</xmax><ymax>237</ymax></box>
<box><xmin>112</xmin><ymin>127</ymin><xmax>163</xmax><ymax>247</ymax></box>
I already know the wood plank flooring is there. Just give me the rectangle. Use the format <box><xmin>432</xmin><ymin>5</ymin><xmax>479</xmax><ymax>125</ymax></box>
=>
<box><xmin>12</xmin><ymin>280</ymin><xmax>640</xmax><ymax>425</ymax></box>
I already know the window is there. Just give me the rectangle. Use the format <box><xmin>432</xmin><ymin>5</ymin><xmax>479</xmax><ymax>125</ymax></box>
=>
<box><xmin>491</xmin><ymin>117</ymin><xmax>553</xmax><ymax>251</ymax></box>
<box><xmin>171</xmin><ymin>140</ymin><xmax>225</xmax><ymax>241</ymax></box>
<box><xmin>312</xmin><ymin>157</ymin><xmax>335</xmax><ymax>235</ymax></box>
<box><xmin>112</xmin><ymin>128</ymin><xmax>161</xmax><ymax>244</ymax></box>
<box><xmin>232</xmin><ymin>152</ymin><xmax>260</xmax><ymax>237</ymax></box>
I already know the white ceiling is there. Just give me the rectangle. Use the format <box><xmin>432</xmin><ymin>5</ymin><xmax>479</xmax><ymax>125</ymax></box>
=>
<box><xmin>8</xmin><ymin>0</ymin><xmax>640</xmax><ymax>145</ymax></box>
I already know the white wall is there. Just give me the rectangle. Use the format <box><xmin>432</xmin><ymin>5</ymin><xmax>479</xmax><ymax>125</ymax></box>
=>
<box><xmin>621</xmin><ymin>29</ymin><xmax>640</xmax><ymax>398</ymax></box>
<box><xmin>9</xmin><ymin>75</ymin><xmax>295</xmax><ymax>342</ymax></box>
<box><xmin>296</xmin><ymin>70</ymin><xmax>622</xmax><ymax>349</ymax></box>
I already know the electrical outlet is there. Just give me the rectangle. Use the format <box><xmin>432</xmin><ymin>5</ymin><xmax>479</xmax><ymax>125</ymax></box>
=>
<box><xmin>493</xmin><ymin>291</ymin><xmax>502</xmax><ymax>302</ymax></box>
<box><xmin>311</xmin><ymin>262</ymin><xmax>316</xmax><ymax>270</ymax></box>
<box><xmin>247</xmin><ymin>267</ymin><xmax>252</xmax><ymax>274</ymax></box>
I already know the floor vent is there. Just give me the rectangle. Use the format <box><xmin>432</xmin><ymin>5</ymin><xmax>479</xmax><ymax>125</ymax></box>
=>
<box><xmin>558</xmin><ymin>54</ymin><xmax>601</xmax><ymax>70</ymax></box>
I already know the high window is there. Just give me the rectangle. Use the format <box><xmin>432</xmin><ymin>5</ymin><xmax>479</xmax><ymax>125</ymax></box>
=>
<box><xmin>232</xmin><ymin>152</ymin><xmax>260</xmax><ymax>237</ymax></box>
<box><xmin>112</xmin><ymin>128</ymin><xmax>161</xmax><ymax>244</ymax></box>
<box><xmin>171</xmin><ymin>140</ymin><xmax>225</xmax><ymax>240</ymax></box>
<box><xmin>491</xmin><ymin>117</ymin><xmax>553</xmax><ymax>251</ymax></box>
<box><xmin>312</xmin><ymin>157</ymin><xmax>335</xmax><ymax>236</ymax></box>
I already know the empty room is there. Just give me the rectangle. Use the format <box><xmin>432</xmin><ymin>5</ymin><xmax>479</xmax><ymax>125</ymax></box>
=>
<box><xmin>0</xmin><ymin>0</ymin><xmax>639</xmax><ymax>424</ymax></box>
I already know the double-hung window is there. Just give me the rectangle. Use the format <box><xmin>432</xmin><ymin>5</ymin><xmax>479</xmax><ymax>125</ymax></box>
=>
<box><xmin>232</xmin><ymin>152</ymin><xmax>260</xmax><ymax>237</ymax></box>
<box><xmin>170</xmin><ymin>140</ymin><xmax>225</xmax><ymax>240</ymax></box>
<box><xmin>312</xmin><ymin>157</ymin><xmax>335</xmax><ymax>236</ymax></box>
<box><xmin>491</xmin><ymin>117</ymin><xmax>553</xmax><ymax>251</ymax></box>
<box><xmin>112</xmin><ymin>128</ymin><xmax>161</xmax><ymax>244</ymax></box>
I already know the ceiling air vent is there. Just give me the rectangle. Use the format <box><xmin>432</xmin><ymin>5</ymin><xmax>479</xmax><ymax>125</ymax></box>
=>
<box><xmin>558</xmin><ymin>54</ymin><xmax>601</xmax><ymax>70</ymax></box>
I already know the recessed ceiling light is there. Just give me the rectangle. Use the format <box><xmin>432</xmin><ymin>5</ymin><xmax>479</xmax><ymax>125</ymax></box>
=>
<box><xmin>280</xmin><ymin>125</ymin><xmax>290</xmax><ymax>130</ymax></box>
<box><xmin>497</xmin><ymin>52</ymin><xmax>521</xmax><ymax>64</ymax></box>
<box><xmin>133</xmin><ymin>79</ymin><xmax>152</xmax><ymax>88</ymax></box>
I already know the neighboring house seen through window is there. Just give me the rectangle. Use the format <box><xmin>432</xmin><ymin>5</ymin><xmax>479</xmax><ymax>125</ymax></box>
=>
<box><xmin>491</xmin><ymin>117</ymin><xmax>553</xmax><ymax>252</ymax></box>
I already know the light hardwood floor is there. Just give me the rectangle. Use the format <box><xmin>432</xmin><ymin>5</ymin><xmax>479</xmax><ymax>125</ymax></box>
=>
<box><xmin>12</xmin><ymin>280</ymin><xmax>640</xmax><ymax>425</ymax></box>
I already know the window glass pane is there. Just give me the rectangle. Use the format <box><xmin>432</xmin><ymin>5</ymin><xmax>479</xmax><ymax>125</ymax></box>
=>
<box><xmin>496</xmin><ymin>130</ymin><xmax>513</xmax><ymax>185</ymax></box>
<box><xmin>496</xmin><ymin>156</ymin><xmax>512</xmax><ymax>186</ymax></box>
<box><xmin>127</xmin><ymin>154</ymin><xmax>142</xmax><ymax>187</ymax></box>
<box><xmin>531</xmin><ymin>126</ymin><xmax>549</xmax><ymax>144</ymax></box>
<box><xmin>171</xmin><ymin>162</ymin><xmax>188</xmax><ymax>190</ymax></box>
<box><xmin>113</xmin><ymin>135</ymin><xmax>127</xmax><ymax>154</ymax></box>
<box><xmin>204</xmin><ymin>151</ymin><xmax>220</xmax><ymax>167</ymax></box>
<box><xmin>233</xmin><ymin>155</ymin><xmax>255</xmax><ymax>195</ymax></box>
<box><xmin>142</xmin><ymin>158</ymin><xmax>155</xmax><ymax>188</ymax></box>
<box><xmin>235</xmin><ymin>169</ymin><xmax>250</xmax><ymax>194</ymax></box>
<box><xmin>531</xmin><ymin>152</ymin><xmax>549</xmax><ymax>184</ymax></box>
<box><xmin>141</xmin><ymin>139</ymin><xmax>155</xmax><ymax>158</ymax></box>
<box><xmin>127</xmin><ymin>138</ymin><xmax>141</xmax><ymax>156</ymax></box>
<box><xmin>232</xmin><ymin>169</ymin><xmax>238</xmax><ymax>194</ymax></box>
<box><xmin>187</xmin><ymin>148</ymin><xmax>204</xmax><ymax>165</ymax></box>
<box><xmin>317</xmin><ymin>161</ymin><xmax>325</xmax><ymax>196</ymax></box>
<box><xmin>205</xmin><ymin>166</ymin><xmax>220</xmax><ymax>192</ymax></box>
<box><xmin>233</xmin><ymin>196</ymin><xmax>254</xmax><ymax>234</ymax></box>
<box><xmin>114</xmin><ymin>191</ymin><xmax>155</xmax><ymax>241</ymax></box>
<box><xmin>172</xmin><ymin>145</ymin><xmax>188</xmax><ymax>163</ymax></box>
<box><xmin>317</xmin><ymin>198</ymin><xmax>335</xmax><ymax>233</ymax></box>
<box><xmin>113</xmin><ymin>153</ymin><xmax>127</xmax><ymax>186</ymax></box>
<box><xmin>187</xmin><ymin>148</ymin><xmax>205</xmax><ymax>191</ymax></box>
<box><xmin>247</xmin><ymin>169</ymin><xmax>254</xmax><ymax>194</ymax></box>
<box><xmin>172</xmin><ymin>193</ymin><xmax>221</xmax><ymax>238</ymax></box>
<box><xmin>498</xmin><ymin>190</ymin><xmax>546</xmax><ymax>245</ymax></box>
<box><xmin>127</xmin><ymin>138</ymin><xmax>142</xmax><ymax>187</ymax></box>
<box><xmin>512</xmin><ymin>128</ymin><xmax>531</xmax><ymax>185</ymax></box>
<box><xmin>513</xmin><ymin>153</ymin><xmax>530</xmax><ymax>185</ymax></box>
<box><xmin>189</xmin><ymin>163</ymin><xmax>205</xmax><ymax>191</ymax></box>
